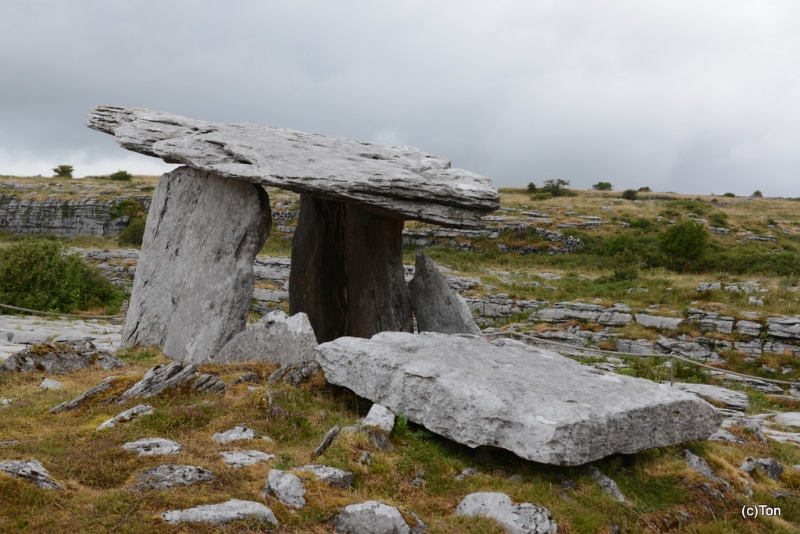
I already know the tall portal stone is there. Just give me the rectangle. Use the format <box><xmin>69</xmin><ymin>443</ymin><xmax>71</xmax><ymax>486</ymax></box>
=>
<box><xmin>122</xmin><ymin>166</ymin><xmax>271</xmax><ymax>362</ymax></box>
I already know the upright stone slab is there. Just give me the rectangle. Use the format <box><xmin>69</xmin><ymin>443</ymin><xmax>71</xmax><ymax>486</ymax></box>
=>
<box><xmin>122</xmin><ymin>166</ymin><xmax>271</xmax><ymax>362</ymax></box>
<box><xmin>408</xmin><ymin>251</ymin><xmax>481</xmax><ymax>335</ymax></box>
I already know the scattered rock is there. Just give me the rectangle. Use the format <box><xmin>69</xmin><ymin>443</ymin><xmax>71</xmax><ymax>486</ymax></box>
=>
<box><xmin>331</xmin><ymin>501</ymin><xmax>426</xmax><ymax>534</ymax></box>
<box><xmin>220</xmin><ymin>450</ymin><xmax>275</xmax><ymax>468</ymax></box>
<box><xmin>49</xmin><ymin>378</ymin><xmax>114</xmax><ymax>413</ymax></box>
<box><xmin>0</xmin><ymin>397</ymin><xmax>14</xmax><ymax>406</ymax></box>
<box><xmin>359</xmin><ymin>451</ymin><xmax>373</xmax><ymax>465</ymax></box>
<box><xmin>122</xmin><ymin>438</ymin><xmax>182</xmax><ymax>456</ymax></box>
<box><xmin>97</xmin><ymin>404</ymin><xmax>154</xmax><ymax>430</ymax></box>
<box><xmin>217</xmin><ymin>310</ymin><xmax>318</xmax><ymax>365</ymax></box>
<box><xmin>191</xmin><ymin>373</ymin><xmax>226</xmax><ymax>394</ymax></box>
<box><xmin>161</xmin><ymin>499</ymin><xmax>277</xmax><ymax>526</ymax></box>
<box><xmin>0</xmin><ymin>340</ymin><xmax>123</xmax><ymax>374</ymax></box>
<box><xmin>296</xmin><ymin>465</ymin><xmax>354</xmax><ymax>489</ymax></box>
<box><xmin>230</xmin><ymin>373</ymin><xmax>260</xmax><ymax>386</ymax></box>
<box><xmin>680</xmin><ymin>450</ymin><xmax>730</xmax><ymax>489</ymax></box>
<box><xmin>264</xmin><ymin>469</ymin><xmax>306</xmax><ymax>509</ymax></box>
<box><xmin>39</xmin><ymin>378</ymin><xmax>63</xmax><ymax>390</ymax></box>
<box><xmin>317</xmin><ymin>332</ymin><xmax>721</xmax><ymax>465</ymax></box>
<box><xmin>454</xmin><ymin>492</ymin><xmax>557</xmax><ymax>534</ymax></box>
<box><xmin>0</xmin><ymin>460</ymin><xmax>62</xmax><ymax>489</ymax></box>
<box><xmin>116</xmin><ymin>361</ymin><xmax>198</xmax><ymax>403</ymax></box>
<box><xmin>268</xmin><ymin>359</ymin><xmax>322</xmax><ymax>387</ymax></box>
<box><xmin>455</xmin><ymin>467</ymin><xmax>479</xmax><ymax>481</ymax></box>
<box><xmin>740</xmin><ymin>457</ymin><xmax>784</xmax><ymax>480</ymax></box>
<box><xmin>772</xmin><ymin>412</ymin><xmax>800</xmax><ymax>428</ymax></box>
<box><xmin>407</xmin><ymin>251</ymin><xmax>482</xmax><ymax>335</ymax></box>
<box><xmin>212</xmin><ymin>425</ymin><xmax>255</xmax><ymax>444</ymax></box>
<box><xmin>673</xmin><ymin>383</ymin><xmax>749</xmax><ymax>412</ymax></box>
<box><xmin>509</xmin><ymin>474</ymin><xmax>524</xmax><ymax>483</ymax></box>
<box><xmin>130</xmin><ymin>464</ymin><xmax>214</xmax><ymax>491</ymax></box>
<box><xmin>708</xmin><ymin>428</ymin><xmax>747</xmax><ymax>444</ymax></box>
<box><xmin>410</xmin><ymin>469</ymin><xmax>425</xmax><ymax>486</ymax></box>
<box><xmin>588</xmin><ymin>467</ymin><xmax>626</xmax><ymax>503</ymax></box>
<box><xmin>362</xmin><ymin>403</ymin><xmax>396</xmax><ymax>434</ymax></box>
<box><xmin>313</xmin><ymin>425</ymin><xmax>340</xmax><ymax>457</ymax></box>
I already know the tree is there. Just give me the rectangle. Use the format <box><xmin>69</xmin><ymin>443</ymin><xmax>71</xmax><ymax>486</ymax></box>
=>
<box><xmin>621</xmin><ymin>189</ymin><xmax>638</xmax><ymax>200</ymax></box>
<box><xmin>527</xmin><ymin>182</ymin><xmax>537</xmax><ymax>193</ymax></box>
<box><xmin>541</xmin><ymin>179</ymin><xmax>576</xmax><ymax>197</ymax></box>
<box><xmin>53</xmin><ymin>165</ymin><xmax>74</xmax><ymax>178</ymax></box>
<box><xmin>659</xmin><ymin>220</ymin><xmax>708</xmax><ymax>270</ymax></box>
<box><xmin>752</xmin><ymin>190</ymin><xmax>763</xmax><ymax>198</ymax></box>
<box><xmin>637</xmin><ymin>186</ymin><xmax>651</xmax><ymax>192</ymax></box>
<box><xmin>592</xmin><ymin>181</ymin><xmax>613</xmax><ymax>191</ymax></box>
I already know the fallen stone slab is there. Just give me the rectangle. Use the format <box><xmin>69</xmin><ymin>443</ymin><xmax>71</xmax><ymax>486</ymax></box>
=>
<box><xmin>296</xmin><ymin>465</ymin><xmax>354</xmax><ymax>489</ymax></box>
<box><xmin>116</xmin><ymin>361</ymin><xmax>198</xmax><ymax>403</ymax></box>
<box><xmin>212</xmin><ymin>425</ymin><xmax>254</xmax><ymax>444</ymax></box>
<box><xmin>407</xmin><ymin>251</ymin><xmax>481</xmax><ymax>335</ymax></box>
<box><xmin>331</xmin><ymin>501</ymin><xmax>426</xmax><ymax>534</ymax></box>
<box><xmin>0</xmin><ymin>460</ymin><xmax>62</xmax><ymax>490</ymax></box>
<box><xmin>673</xmin><ymin>383</ymin><xmax>750</xmax><ymax>412</ymax></box>
<box><xmin>121</xmin><ymin>165</ymin><xmax>271</xmax><ymax>363</ymax></box>
<box><xmin>130</xmin><ymin>464</ymin><xmax>214</xmax><ymax>491</ymax></box>
<box><xmin>97</xmin><ymin>404</ymin><xmax>154</xmax><ymax>430</ymax></box>
<box><xmin>361</xmin><ymin>403</ymin><xmax>396</xmax><ymax>434</ymax></box>
<box><xmin>87</xmin><ymin>106</ymin><xmax>499</xmax><ymax>228</ymax></box>
<box><xmin>316</xmin><ymin>332</ymin><xmax>721</xmax><ymax>465</ymax></box>
<box><xmin>264</xmin><ymin>469</ymin><xmax>306</xmax><ymax>509</ymax></box>
<box><xmin>220</xmin><ymin>450</ymin><xmax>275</xmax><ymax>468</ymax></box>
<box><xmin>122</xmin><ymin>438</ymin><xmax>182</xmax><ymax>456</ymax></box>
<box><xmin>191</xmin><ymin>374</ymin><xmax>226</xmax><ymax>394</ymax></box>
<box><xmin>161</xmin><ymin>499</ymin><xmax>277</xmax><ymax>526</ymax></box>
<box><xmin>454</xmin><ymin>492</ymin><xmax>557</xmax><ymax>534</ymax></box>
<box><xmin>634</xmin><ymin>314</ymin><xmax>684</xmax><ymax>330</ymax></box>
<box><xmin>708</xmin><ymin>428</ymin><xmax>747</xmax><ymax>444</ymax></box>
<box><xmin>217</xmin><ymin>310</ymin><xmax>317</xmax><ymax>366</ymax></box>
<box><xmin>0</xmin><ymin>340</ymin><xmax>124</xmax><ymax>374</ymax></box>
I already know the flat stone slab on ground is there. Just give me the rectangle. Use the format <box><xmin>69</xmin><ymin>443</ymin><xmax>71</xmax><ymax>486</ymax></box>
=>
<box><xmin>454</xmin><ymin>492</ymin><xmax>557</xmax><ymax>534</ymax></box>
<box><xmin>122</xmin><ymin>438</ymin><xmax>182</xmax><ymax>456</ymax></box>
<box><xmin>212</xmin><ymin>425</ymin><xmax>255</xmax><ymax>443</ymax></box>
<box><xmin>296</xmin><ymin>465</ymin><xmax>354</xmax><ymax>489</ymax></box>
<box><xmin>0</xmin><ymin>460</ymin><xmax>62</xmax><ymax>490</ymax></box>
<box><xmin>161</xmin><ymin>499</ymin><xmax>277</xmax><ymax>526</ymax></box>
<box><xmin>317</xmin><ymin>332</ymin><xmax>721</xmax><ymax>465</ymax></box>
<box><xmin>673</xmin><ymin>383</ymin><xmax>750</xmax><ymax>412</ymax></box>
<box><xmin>331</xmin><ymin>501</ymin><xmax>425</xmax><ymax>534</ymax></box>
<box><xmin>772</xmin><ymin>412</ymin><xmax>800</xmax><ymax>428</ymax></box>
<box><xmin>131</xmin><ymin>464</ymin><xmax>214</xmax><ymax>491</ymax></box>
<box><xmin>220</xmin><ymin>450</ymin><xmax>275</xmax><ymax>467</ymax></box>
<box><xmin>0</xmin><ymin>315</ymin><xmax>122</xmax><ymax>362</ymax></box>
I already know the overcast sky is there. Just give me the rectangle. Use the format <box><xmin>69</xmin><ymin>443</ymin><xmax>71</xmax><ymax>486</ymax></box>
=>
<box><xmin>2</xmin><ymin>1</ymin><xmax>800</xmax><ymax>196</ymax></box>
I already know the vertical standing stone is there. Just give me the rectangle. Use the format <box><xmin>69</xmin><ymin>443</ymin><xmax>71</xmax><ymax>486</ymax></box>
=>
<box><xmin>289</xmin><ymin>195</ymin><xmax>413</xmax><ymax>343</ymax></box>
<box><xmin>122</xmin><ymin>166</ymin><xmax>271</xmax><ymax>363</ymax></box>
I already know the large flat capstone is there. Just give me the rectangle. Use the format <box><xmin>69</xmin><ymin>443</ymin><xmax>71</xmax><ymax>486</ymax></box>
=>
<box><xmin>122</xmin><ymin>166</ymin><xmax>271</xmax><ymax>362</ymax></box>
<box><xmin>316</xmin><ymin>332</ymin><xmax>721</xmax><ymax>466</ymax></box>
<box><xmin>87</xmin><ymin>106</ymin><xmax>499</xmax><ymax>228</ymax></box>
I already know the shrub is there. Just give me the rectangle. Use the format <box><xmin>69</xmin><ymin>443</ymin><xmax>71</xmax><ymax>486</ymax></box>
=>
<box><xmin>107</xmin><ymin>170</ymin><xmax>133</xmax><ymax>181</ymax></box>
<box><xmin>110</xmin><ymin>199</ymin><xmax>146</xmax><ymax>219</ymax></box>
<box><xmin>621</xmin><ymin>189</ymin><xmax>638</xmax><ymax>200</ymax></box>
<box><xmin>118</xmin><ymin>217</ymin><xmax>147</xmax><ymax>247</ymax></box>
<box><xmin>0</xmin><ymin>239</ymin><xmax>126</xmax><ymax>313</ymax></box>
<box><xmin>530</xmin><ymin>192</ymin><xmax>552</xmax><ymax>201</ymax></box>
<box><xmin>659</xmin><ymin>220</ymin><xmax>709</xmax><ymax>270</ymax></box>
<box><xmin>629</xmin><ymin>217</ymin><xmax>654</xmax><ymax>231</ymax></box>
<box><xmin>637</xmin><ymin>186</ymin><xmax>652</xmax><ymax>192</ymax></box>
<box><xmin>611</xmin><ymin>249</ymin><xmax>639</xmax><ymax>281</ymax></box>
<box><xmin>723</xmin><ymin>192</ymin><xmax>736</xmax><ymax>197</ymax></box>
<box><xmin>52</xmin><ymin>165</ymin><xmax>74</xmax><ymax>178</ymax></box>
<box><xmin>592</xmin><ymin>181</ymin><xmax>613</xmax><ymax>191</ymax></box>
<box><xmin>540</xmin><ymin>179</ymin><xmax>577</xmax><ymax>197</ymax></box>
<box><xmin>752</xmin><ymin>190</ymin><xmax>763</xmax><ymax>197</ymax></box>
<box><xmin>527</xmin><ymin>182</ymin><xmax>537</xmax><ymax>193</ymax></box>
<box><xmin>708</xmin><ymin>211</ymin><xmax>728</xmax><ymax>227</ymax></box>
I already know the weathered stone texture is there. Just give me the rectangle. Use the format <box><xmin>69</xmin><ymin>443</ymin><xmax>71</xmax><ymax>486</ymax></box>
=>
<box><xmin>217</xmin><ymin>311</ymin><xmax>317</xmax><ymax>365</ymax></box>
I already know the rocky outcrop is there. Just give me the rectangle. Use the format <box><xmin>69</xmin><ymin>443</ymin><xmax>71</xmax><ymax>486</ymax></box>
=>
<box><xmin>454</xmin><ymin>492</ymin><xmax>557</xmax><ymax>534</ymax></box>
<box><xmin>634</xmin><ymin>314</ymin><xmax>684</xmax><ymax>330</ymax></box>
<box><xmin>0</xmin><ymin>341</ymin><xmax>124</xmax><ymax>374</ymax></box>
<box><xmin>220</xmin><ymin>450</ymin><xmax>275</xmax><ymax>468</ymax></box>
<box><xmin>316</xmin><ymin>332</ymin><xmax>721</xmax><ymax>465</ymax></box>
<box><xmin>216</xmin><ymin>310</ymin><xmax>317</xmax><ymax>365</ymax></box>
<box><xmin>408</xmin><ymin>251</ymin><xmax>481</xmax><ymax>335</ymax></box>
<box><xmin>532</xmin><ymin>302</ymin><xmax>632</xmax><ymax>326</ymax></box>
<box><xmin>122</xmin><ymin>166</ymin><xmax>271</xmax><ymax>363</ymax></box>
<box><xmin>766</xmin><ymin>317</ymin><xmax>800</xmax><ymax>341</ymax></box>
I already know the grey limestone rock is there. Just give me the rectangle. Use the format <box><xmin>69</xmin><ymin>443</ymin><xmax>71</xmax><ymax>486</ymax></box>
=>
<box><xmin>131</xmin><ymin>464</ymin><xmax>214</xmax><ymax>491</ymax></box>
<box><xmin>122</xmin><ymin>438</ymin><xmax>182</xmax><ymax>456</ymax></box>
<box><xmin>264</xmin><ymin>469</ymin><xmax>306</xmax><ymax>509</ymax></box>
<box><xmin>708</xmin><ymin>428</ymin><xmax>747</xmax><ymax>444</ymax></box>
<box><xmin>615</xmin><ymin>338</ymin><xmax>658</xmax><ymax>355</ymax></box>
<box><xmin>454</xmin><ymin>492</ymin><xmax>557</xmax><ymax>534</ymax></box>
<box><xmin>680</xmin><ymin>450</ymin><xmax>730</xmax><ymax>489</ymax></box>
<box><xmin>313</xmin><ymin>425</ymin><xmax>341</xmax><ymax>457</ymax></box>
<box><xmin>212</xmin><ymin>425</ymin><xmax>254</xmax><ymax>444</ymax></box>
<box><xmin>766</xmin><ymin>316</ymin><xmax>800</xmax><ymax>340</ymax></box>
<box><xmin>673</xmin><ymin>383</ymin><xmax>750</xmax><ymax>412</ymax></box>
<box><xmin>217</xmin><ymin>310</ymin><xmax>317</xmax><ymax>365</ymax></box>
<box><xmin>316</xmin><ymin>332</ymin><xmax>721</xmax><ymax>466</ymax></box>
<box><xmin>655</xmin><ymin>338</ymin><xmax>714</xmax><ymax>360</ymax></box>
<box><xmin>162</xmin><ymin>499</ymin><xmax>277</xmax><ymax>526</ymax></box>
<box><xmin>122</xmin><ymin>166</ymin><xmax>271</xmax><ymax>363</ymax></box>
<box><xmin>97</xmin><ymin>404</ymin><xmax>154</xmax><ymax>430</ymax></box>
<box><xmin>191</xmin><ymin>374</ymin><xmax>226</xmax><ymax>394</ymax></box>
<box><xmin>87</xmin><ymin>106</ymin><xmax>499</xmax><ymax>228</ymax></box>
<box><xmin>116</xmin><ymin>361</ymin><xmax>198</xmax><ymax>403</ymax></box>
<box><xmin>533</xmin><ymin>302</ymin><xmax>632</xmax><ymax>326</ymax></box>
<box><xmin>773</xmin><ymin>412</ymin><xmax>800</xmax><ymax>427</ymax></box>
<box><xmin>332</xmin><ymin>501</ymin><xmax>425</xmax><ymax>534</ymax></box>
<box><xmin>587</xmin><ymin>467</ymin><xmax>626</xmax><ymax>503</ymax></box>
<box><xmin>736</xmin><ymin>320</ymin><xmax>763</xmax><ymax>336</ymax></box>
<box><xmin>408</xmin><ymin>251</ymin><xmax>481</xmax><ymax>335</ymax></box>
<box><xmin>220</xmin><ymin>450</ymin><xmax>275</xmax><ymax>468</ymax></box>
<box><xmin>455</xmin><ymin>467</ymin><xmax>479</xmax><ymax>481</ymax></box>
<box><xmin>0</xmin><ymin>460</ymin><xmax>62</xmax><ymax>490</ymax></box>
<box><xmin>0</xmin><ymin>340</ymin><xmax>124</xmax><ymax>374</ymax></box>
<box><xmin>634</xmin><ymin>314</ymin><xmax>684</xmax><ymax>330</ymax></box>
<box><xmin>296</xmin><ymin>464</ymin><xmax>354</xmax><ymax>489</ymax></box>
<box><xmin>40</xmin><ymin>378</ymin><xmax>63</xmax><ymax>389</ymax></box>
<box><xmin>49</xmin><ymin>378</ymin><xmax>114</xmax><ymax>413</ymax></box>
<box><xmin>740</xmin><ymin>457</ymin><xmax>785</xmax><ymax>480</ymax></box>
<box><xmin>362</xmin><ymin>403</ymin><xmax>396</xmax><ymax>434</ymax></box>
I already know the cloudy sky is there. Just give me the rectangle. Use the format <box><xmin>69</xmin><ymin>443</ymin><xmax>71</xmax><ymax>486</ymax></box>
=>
<box><xmin>2</xmin><ymin>1</ymin><xmax>800</xmax><ymax>196</ymax></box>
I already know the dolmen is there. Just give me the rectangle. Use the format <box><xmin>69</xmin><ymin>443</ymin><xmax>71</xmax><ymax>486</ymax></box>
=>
<box><xmin>87</xmin><ymin>106</ymin><xmax>499</xmax><ymax>361</ymax></box>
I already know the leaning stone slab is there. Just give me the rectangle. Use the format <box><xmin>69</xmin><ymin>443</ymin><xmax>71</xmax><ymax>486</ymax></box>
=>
<box><xmin>130</xmin><ymin>464</ymin><xmax>214</xmax><ymax>491</ymax></box>
<box><xmin>316</xmin><ymin>332</ymin><xmax>721</xmax><ymax>466</ymax></box>
<box><xmin>0</xmin><ymin>460</ymin><xmax>62</xmax><ymax>490</ymax></box>
<box><xmin>116</xmin><ymin>361</ymin><xmax>198</xmax><ymax>403</ymax></box>
<box><xmin>217</xmin><ymin>310</ymin><xmax>317</xmax><ymax>366</ymax></box>
<box><xmin>162</xmin><ymin>499</ymin><xmax>277</xmax><ymax>526</ymax></box>
<box><xmin>264</xmin><ymin>469</ymin><xmax>306</xmax><ymax>509</ymax></box>
<box><xmin>296</xmin><ymin>465</ymin><xmax>354</xmax><ymax>489</ymax></box>
<box><xmin>361</xmin><ymin>403</ymin><xmax>396</xmax><ymax>434</ymax></box>
<box><xmin>87</xmin><ymin>106</ymin><xmax>499</xmax><ymax>228</ymax></box>
<box><xmin>407</xmin><ymin>251</ymin><xmax>481</xmax><ymax>335</ymax></box>
<box><xmin>220</xmin><ymin>450</ymin><xmax>275</xmax><ymax>468</ymax></box>
<box><xmin>673</xmin><ymin>383</ymin><xmax>749</xmax><ymax>412</ymax></box>
<box><xmin>121</xmin><ymin>165</ymin><xmax>271</xmax><ymax>363</ymax></box>
<box><xmin>331</xmin><ymin>501</ymin><xmax>426</xmax><ymax>534</ymax></box>
<box><xmin>122</xmin><ymin>438</ymin><xmax>182</xmax><ymax>456</ymax></box>
<box><xmin>98</xmin><ymin>404</ymin><xmax>154</xmax><ymax>430</ymax></box>
<box><xmin>0</xmin><ymin>341</ymin><xmax>124</xmax><ymax>374</ymax></box>
<box><xmin>454</xmin><ymin>492</ymin><xmax>557</xmax><ymax>534</ymax></box>
<box><xmin>49</xmin><ymin>378</ymin><xmax>114</xmax><ymax>413</ymax></box>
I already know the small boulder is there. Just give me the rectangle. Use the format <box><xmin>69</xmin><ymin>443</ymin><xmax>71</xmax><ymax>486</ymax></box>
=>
<box><xmin>217</xmin><ymin>310</ymin><xmax>317</xmax><ymax>366</ymax></box>
<box><xmin>122</xmin><ymin>438</ymin><xmax>182</xmax><ymax>456</ymax></box>
<box><xmin>0</xmin><ymin>460</ymin><xmax>62</xmax><ymax>490</ymax></box>
<box><xmin>681</xmin><ymin>450</ymin><xmax>730</xmax><ymax>489</ymax></box>
<box><xmin>264</xmin><ymin>469</ymin><xmax>306</xmax><ymax>509</ymax></box>
<box><xmin>220</xmin><ymin>450</ymin><xmax>275</xmax><ymax>468</ymax></box>
<box><xmin>161</xmin><ymin>499</ymin><xmax>277</xmax><ymax>526</ymax></box>
<box><xmin>588</xmin><ymin>467</ymin><xmax>626</xmax><ymax>503</ymax></box>
<box><xmin>362</xmin><ymin>403</ymin><xmax>395</xmax><ymax>434</ymax></box>
<box><xmin>212</xmin><ymin>425</ymin><xmax>255</xmax><ymax>444</ymax></box>
<box><xmin>331</xmin><ymin>501</ymin><xmax>425</xmax><ymax>534</ymax></box>
<box><xmin>740</xmin><ymin>457</ymin><xmax>784</xmax><ymax>480</ymax></box>
<box><xmin>296</xmin><ymin>465</ymin><xmax>354</xmax><ymax>489</ymax></box>
<box><xmin>98</xmin><ymin>405</ymin><xmax>154</xmax><ymax>430</ymax></box>
<box><xmin>454</xmin><ymin>492</ymin><xmax>557</xmax><ymax>534</ymax></box>
<box><xmin>130</xmin><ymin>464</ymin><xmax>214</xmax><ymax>491</ymax></box>
<box><xmin>39</xmin><ymin>378</ymin><xmax>63</xmax><ymax>390</ymax></box>
<box><xmin>0</xmin><ymin>341</ymin><xmax>124</xmax><ymax>374</ymax></box>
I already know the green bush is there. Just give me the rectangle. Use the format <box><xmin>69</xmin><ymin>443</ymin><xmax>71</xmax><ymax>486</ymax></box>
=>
<box><xmin>621</xmin><ymin>189</ymin><xmax>638</xmax><ymax>200</ymax></box>
<box><xmin>527</xmin><ymin>182</ymin><xmax>538</xmax><ymax>193</ymax></box>
<box><xmin>611</xmin><ymin>249</ymin><xmax>639</xmax><ymax>281</ymax></box>
<box><xmin>708</xmin><ymin>211</ymin><xmax>728</xmax><ymax>227</ymax></box>
<box><xmin>752</xmin><ymin>190</ymin><xmax>763</xmax><ymax>198</ymax></box>
<box><xmin>118</xmin><ymin>217</ymin><xmax>147</xmax><ymax>247</ymax></box>
<box><xmin>540</xmin><ymin>179</ymin><xmax>577</xmax><ymax>197</ymax></box>
<box><xmin>52</xmin><ymin>165</ymin><xmax>74</xmax><ymax>178</ymax></box>
<box><xmin>659</xmin><ymin>220</ymin><xmax>709</xmax><ymax>270</ymax></box>
<box><xmin>592</xmin><ymin>181</ymin><xmax>613</xmax><ymax>191</ymax></box>
<box><xmin>723</xmin><ymin>192</ymin><xmax>736</xmax><ymax>197</ymax></box>
<box><xmin>107</xmin><ymin>170</ymin><xmax>133</xmax><ymax>181</ymax></box>
<box><xmin>637</xmin><ymin>186</ymin><xmax>652</xmax><ymax>192</ymax></box>
<box><xmin>530</xmin><ymin>192</ymin><xmax>553</xmax><ymax>201</ymax></box>
<box><xmin>0</xmin><ymin>239</ymin><xmax>126</xmax><ymax>313</ymax></box>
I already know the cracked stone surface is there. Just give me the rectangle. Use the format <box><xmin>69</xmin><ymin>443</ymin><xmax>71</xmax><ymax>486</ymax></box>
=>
<box><xmin>97</xmin><ymin>404</ymin><xmax>154</xmax><ymax>430</ymax></box>
<box><xmin>130</xmin><ymin>464</ymin><xmax>214</xmax><ymax>491</ymax></box>
<box><xmin>220</xmin><ymin>450</ymin><xmax>275</xmax><ymax>468</ymax></box>
<box><xmin>212</xmin><ymin>425</ymin><xmax>255</xmax><ymax>444</ymax></box>
<box><xmin>454</xmin><ymin>492</ymin><xmax>557</xmax><ymax>534</ymax></box>
<box><xmin>264</xmin><ymin>469</ymin><xmax>306</xmax><ymax>509</ymax></box>
<box><xmin>296</xmin><ymin>465</ymin><xmax>354</xmax><ymax>489</ymax></box>
<box><xmin>0</xmin><ymin>460</ymin><xmax>62</xmax><ymax>490</ymax></box>
<box><xmin>122</xmin><ymin>438</ymin><xmax>182</xmax><ymax>456</ymax></box>
<box><xmin>331</xmin><ymin>501</ymin><xmax>426</xmax><ymax>534</ymax></box>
